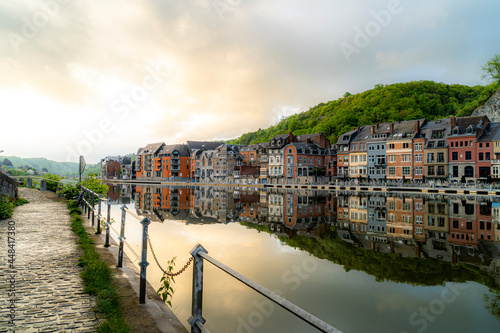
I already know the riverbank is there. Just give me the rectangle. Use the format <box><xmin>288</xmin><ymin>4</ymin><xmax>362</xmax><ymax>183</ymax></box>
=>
<box><xmin>77</xmin><ymin>201</ymin><xmax>188</xmax><ymax>333</ymax></box>
<box><xmin>106</xmin><ymin>179</ymin><xmax>500</xmax><ymax>197</ymax></box>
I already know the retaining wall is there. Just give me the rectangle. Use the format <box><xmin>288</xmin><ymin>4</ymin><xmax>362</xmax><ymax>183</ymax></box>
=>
<box><xmin>0</xmin><ymin>172</ymin><xmax>18</xmax><ymax>198</ymax></box>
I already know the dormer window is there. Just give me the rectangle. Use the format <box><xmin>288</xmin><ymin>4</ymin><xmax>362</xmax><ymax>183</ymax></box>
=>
<box><xmin>452</xmin><ymin>126</ymin><xmax>460</xmax><ymax>135</ymax></box>
<box><xmin>466</xmin><ymin>125</ymin><xmax>475</xmax><ymax>134</ymax></box>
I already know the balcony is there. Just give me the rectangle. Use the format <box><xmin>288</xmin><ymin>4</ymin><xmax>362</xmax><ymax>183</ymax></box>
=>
<box><xmin>492</xmin><ymin>159</ymin><xmax>500</xmax><ymax>165</ymax></box>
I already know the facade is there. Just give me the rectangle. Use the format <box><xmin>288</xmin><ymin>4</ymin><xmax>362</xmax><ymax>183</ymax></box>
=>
<box><xmin>349</xmin><ymin>126</ymin><xmax>371</xmax><ymax>179</ymax></box>
<box><xmin>268</xmin><ymin>133</ymin><xmax>296</xmax><ymax>184</ymax></box>
<box><xmin>335</xmin><ymin>128</ymin><xmax>359</xmax><ymax>178</ymax></box>
<box><xmin>367</xmin><ymin>124</ymin><xmax>390</xmax><ymax>181</ymax></box>
<box><xmin>386</xmin><ymin>120</ymin><xmax>424</xmax><ymax>182</ymax></box>
<box><xmin>447</xmin><ymin>116</ymin><xmax>489</xmax><ymax>183</ymax></box>
<box><xmin>420</xmin><ymin>119</ymin><xmax>451</xmax><ymax>181</ymax></box>
<box><xmin>283</xmin><ymin>142</ymin><xmax>326</xmax><ymax>183</ymax></box>
<box><xmin>136</xmin><ymin>142</ymin><xmax>165</xmax><ymax>179</ymax></box>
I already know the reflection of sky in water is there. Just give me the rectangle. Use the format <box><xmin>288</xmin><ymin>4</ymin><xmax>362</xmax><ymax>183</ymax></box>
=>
<box><xmin>105</xmin><ymin>201</ymin><xmax>500</xmax><ymax>333</ymax></box>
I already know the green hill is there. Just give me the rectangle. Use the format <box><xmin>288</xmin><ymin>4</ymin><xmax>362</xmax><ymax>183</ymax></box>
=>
<box><xmin>0</xmin><ymin>156</ymin><xmax>100</xmax><ymax>176</ymax></box>
<box><xmin>231</xmin><ymin>80</ymin><xmax>500</xmax><ymax>145</ymax></box>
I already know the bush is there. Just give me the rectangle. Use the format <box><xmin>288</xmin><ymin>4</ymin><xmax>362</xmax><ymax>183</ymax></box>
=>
<box><xmin>43</xmin><ymin>173</ymin><xmax>61</xmax><ymax>192</ymax></box>
<box><xmin>0</xmin><ymin>196</ymin><xmax>14</xmax><ymax>219</ymax></box>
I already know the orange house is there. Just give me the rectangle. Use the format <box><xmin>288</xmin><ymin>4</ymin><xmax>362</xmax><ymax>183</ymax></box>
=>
<box><xmin>158</xmin><ymin>144</ymin><xmax>191</xmax><ymax>179</ymax></box>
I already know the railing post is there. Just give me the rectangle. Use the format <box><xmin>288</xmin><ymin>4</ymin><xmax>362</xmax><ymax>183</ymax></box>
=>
<box><xmin>117</xmin><ymin>205</ymin><xmax>127</xmax><ymax>268</ymax></box>
<box><xmin>139</xmin><ymin>217</ymin><xmax>151</xmax><ymax>304</ymax></box>
<box><xmin>188</xmin><ymin>244</ymin><xmax>208</xmax><ymax>333</ymax></box>
<box><xmin>91</xmin><ymin>193</ymin><xmax>95</xmax><ymax>227</ymax></box>
<box><xmin>105</xmin><ymin>201</ymin><xmax>111</xmax><ymax>247</ymax></box>
<box><xmin>87</xmin><ymin>189</ymin><xmax>91</xmax><ymax>219</ymax></box>
<box><xmin>96</xmin><ymin>195</ymin><xmax>102</xmax><ymax>235</ymax></box>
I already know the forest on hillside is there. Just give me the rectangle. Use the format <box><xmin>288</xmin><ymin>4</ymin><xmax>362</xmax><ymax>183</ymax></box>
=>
<box><xmin>230</xmin><ymin>81</ymin><xmax>500</xmax><ymax>146</ymax></box>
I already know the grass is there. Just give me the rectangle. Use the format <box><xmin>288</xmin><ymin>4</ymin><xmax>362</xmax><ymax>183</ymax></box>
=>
<box><xmin>67</xmin><ymin>200</ymin><xmax>130</xmax><ymax>333</ymax></box>
<box><xmin>0</xmin><ymin>195</ymin><xmax>29</xmax><ymax>219</ymax></box>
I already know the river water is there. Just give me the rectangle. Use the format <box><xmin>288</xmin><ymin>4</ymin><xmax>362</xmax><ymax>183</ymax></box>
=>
<box><xmin>102</xmin><ymin>184</ymin><xmax>500</xmax><ymax>333</ymax></box>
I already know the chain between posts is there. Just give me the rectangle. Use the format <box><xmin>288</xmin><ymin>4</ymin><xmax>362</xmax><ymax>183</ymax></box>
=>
<box><xmin>147</xmin><ymin>234</ymin><xmax>193</xmax><ymax>277</ymax></box>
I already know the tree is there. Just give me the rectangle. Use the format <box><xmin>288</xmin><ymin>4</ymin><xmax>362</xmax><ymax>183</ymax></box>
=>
<box><xmin>481</xmin><ymin>54</ymin><xmax>500</xmax><ymax>83</ymax></box>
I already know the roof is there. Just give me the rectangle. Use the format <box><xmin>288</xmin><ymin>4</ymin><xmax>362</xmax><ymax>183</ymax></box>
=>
<box><xmin>352</xmin><ymin>125</ymin><xmax>373</xmax><ymax>143</ymax></box>
<box><xmin>187</xmin><ymin>141</ymin><xmax>224</xmax><ymax>152</ymax></box>
<box><xmin>450</xmin><ymin>116</ymin><xmax>489</xmax><ymax>136</ymax></box>
<box><xmin>297</xmin><ymin>133</ymin><xmax>321</xmax><ymax>141</ymax></box>
<box><xmin>477</xmin><ymin>122</ymin><xmax>500</xmax><ymax>142</ymax></box>
<box><xmin>419</xmin><ymin>118</ymin><xmax>451</xmax><ymax>148</ymax></box>
<box><xmin>159</xmin><ymin>144</ymin><xmax>190</xmax><ymax>157</ymax></box>
<box><xmin>139</xmin><ymin>142</ymin><xmax>165</xmax><ymax>155</ymax></box>
<box><xmin>387</xmin><ymin>119</ymin><xmax>425</xmax><ymax>141</ymax></box>
<box><xmin>336</xmin><ymin>128</ymin><xmax>358</xmax><ymax>145</ymax></box>
<box><xmin>288</xmin><ymin>142</ymin><xmax>325</xmax><ymax>154</ymax></box>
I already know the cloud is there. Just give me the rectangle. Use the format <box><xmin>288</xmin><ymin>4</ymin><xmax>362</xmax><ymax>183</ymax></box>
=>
<box><xmin>0</xmin><ymin>0</ymin><xmax>499</xmax><ymax>163</ymax></box>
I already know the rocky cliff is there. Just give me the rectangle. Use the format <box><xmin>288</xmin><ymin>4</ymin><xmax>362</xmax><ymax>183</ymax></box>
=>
<box><xmin>473</xmin><ymin>88</ymin><xmax>500</xmax><ymax>121</ymax></box>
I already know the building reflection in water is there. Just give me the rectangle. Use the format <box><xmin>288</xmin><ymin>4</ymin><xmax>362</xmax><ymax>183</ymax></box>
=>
<box><xmin>127</xmin><ymin>184</ymin><xmax>500</xmax><ymax>273</ymax></box>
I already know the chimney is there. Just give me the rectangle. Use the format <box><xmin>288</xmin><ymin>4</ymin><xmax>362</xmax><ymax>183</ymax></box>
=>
<box><xmin>450</xmin><ymin>116</ymin><xmax>456</xmax><ymax>128</ymax></box>
<box><xmin>389</xmin><ymin>123</ymin><xmax>394</xmax><ymax>135</ymax></box>
<box><xmin>414</xmin><ymin>121</ymin><xmax>420</xmax><ymax>133</ymax></box>
<box><xmin>356</xmin><ymin>127</ymin><xmax>360</xmax><ymax>133</ymax></box>
<box><xmin>371</xmin><ymin>125</ymin><xmax>376</xmax><ymax>134</ymax></box>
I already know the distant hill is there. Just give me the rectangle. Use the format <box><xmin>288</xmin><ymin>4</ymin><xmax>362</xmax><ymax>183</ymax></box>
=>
<box><xmin>231</xmin><ymin>80</ymin><xmax>500</xmax><ymax>146</ymax></box>
<box><xmin>0</xmin><ymin>156</ymin><xmax>100</xmax><ymax>176</ymax></box>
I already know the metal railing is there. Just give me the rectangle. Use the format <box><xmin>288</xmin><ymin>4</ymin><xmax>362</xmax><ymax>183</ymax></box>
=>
<box><xmin>78</xmin><ymin>186</ymin><xmax>341</xmax><ymax>333</ymax></box>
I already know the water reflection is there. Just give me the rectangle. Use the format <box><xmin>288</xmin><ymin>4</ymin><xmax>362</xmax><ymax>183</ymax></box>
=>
<box><xmin>105</xmin><ymin>184</ymin><xmax>500</xmax><ymax>332</ymax></box>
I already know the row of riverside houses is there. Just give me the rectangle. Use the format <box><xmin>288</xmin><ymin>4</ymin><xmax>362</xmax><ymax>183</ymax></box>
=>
<box><xmin>127</xmin><ymin>115</ymin><xmax>500</xmax><ymax>185</ymax></box>
<box><xmin>133</xmin><ymin>133</ymin><xmax>335</xmax><ymax>184</ymax></box>
<box><xmin>337</xmin><ymin>115</ymin><xmax>500</xmax><ymax>185</ymax></box>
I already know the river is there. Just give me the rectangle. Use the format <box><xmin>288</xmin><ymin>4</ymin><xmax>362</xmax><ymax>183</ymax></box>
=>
<box><xmin>102</xmin><ymin>183</ymin><xmax>500</xmax><ymax>333</ymax></box>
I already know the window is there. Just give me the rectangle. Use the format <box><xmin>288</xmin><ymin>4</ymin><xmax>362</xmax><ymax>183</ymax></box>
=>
<box><xmin>479</xmin><ymin>143</ymin><xmax>483</xmax><ymax>149</ymax></box>
<box><xmin>464</xmin><ymin>166</ymin><xmax>474</xmax><ymax>177</ymax></box>
<box><xmin>428</xmin><ymin>166</ymin><xmax>435</xmax><ymax>176</ymax></box>
<box><xmin>486</xmin><ymin>152</ymin><xmax>491</xmax><ymax>161</ymax></box>
<box><xmin>465</xmin><ymin>151</ymin><xmax>472</xmax><ymax>160</ymax></box>
<box><xmin>415</xmin><ymin>154</ymin><xmax>422</xmax><ymax>163</ymax></box>
<box><xmin>388</xmin><ymin>202</ymin><xmax>396</xmax><ymax>210</ymax></box>
<box><xmin>466</xmin><ymin>125</ymin><xmax>474</xmax><ymax>134</ymax></box>
<box><xmin>453</xmin><ymin>166</ymin><xmax>459</xmax><ymax>177</ymax></box>
<box><xmin>437</xmin><ymin>153</ymin><xmax>445</xmax><ymax>163</ymax></box>
<box><xmin>479</xmin><ymin>153</ymin><xmax>484</xmax><ymax>161</ymax></box>
<box><xmin>415</xmin><ymin>143</ymin><xmax>422</xmax><ymax>151</ymax></box>
<box><xmin>388</xmin><ymin>144</ymin><xmax>395</xmax><ymax>149</ymax></box>
<box><xmin>451</xmin><ymin>142</ymin><xmax>454</xmax><ymax>148</ymax></box>
<box><xmin>388</xmin><ymin>167</ymin><xmax>396</xmax><ymax>175</ymax></box>
<box><xmin>432</xmin><ymin>130</ymin><xmax>444</xmax><ymax>139</ymax></box>
<box><xmin>437</xmin><ymin>166</ymin><xmax>445</xmax><ymax>176</ymax></box>
<box><xmin>388</xmin><ymin>155</ymin><xmax>395</xmax><ymax>163</ymax></box>
<box><xmin>402</xmin><ymin>166</ymin><xmax>411</xmax><ymax>175</ymax></box>
<box><xmin>427</xmin><ymin>153</ymin><xmax>435</xmax><ymax>163</ymax></box>
<box><xmin>452</xmin><ymin>127</ymin><xmax>460</xmax><ymax>135</ymax></box>
<box><xmin>437</xmin><ymin>141</ymin><xmax>445</xmax><ymax>147</ymax></box>
<box><xmin>403</xmin><ymin>154</ymin><xmax>411</xmax><ymax>162</ymax></box>
<box><xmin>403</xmin><ymin>143</ymin><xmax>409</xmax><ymax>149</ymax></box>
<box><xmin>452</xmin><ymin>152</ymin><xmax>458</xmax><ymax>161</ymax></box>
<box><xmin>486</xmin><ymin>143</ymin><xmax>490</xmax><ymax>148</ymax></box>
<box><xmin>415</xmin><ymin>167</ymin><xmax>423</xmax><ymax>175</ymax></box>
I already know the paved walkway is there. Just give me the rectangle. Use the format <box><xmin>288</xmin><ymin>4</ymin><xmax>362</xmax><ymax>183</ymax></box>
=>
<box><xmin>0</xmin><ymin>188</ymin><xmax>98</xmax><ymax>333</ymax></box>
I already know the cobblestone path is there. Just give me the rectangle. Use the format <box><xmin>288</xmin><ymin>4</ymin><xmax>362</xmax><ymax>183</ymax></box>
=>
<box><xmin>0</xmin><ymin>188</ymin><xmax>98</xmax><ymax>333</ymax></box>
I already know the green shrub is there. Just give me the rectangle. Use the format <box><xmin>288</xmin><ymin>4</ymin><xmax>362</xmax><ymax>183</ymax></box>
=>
<box><xmin>43</xmin><ymin>173</ymin><xmax>61</xmax><ymax>192</ymax></box>
<box><xmin>0</xmin><ymin>196</ymin><xmax>14</xmax><ymax>219</ymax></box>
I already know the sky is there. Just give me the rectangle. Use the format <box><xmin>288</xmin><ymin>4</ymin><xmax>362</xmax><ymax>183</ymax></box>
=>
<box><xmin>1</xmin><ymin>0</ymin><xmax>500</xmax><ymax>164</ymax></box>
